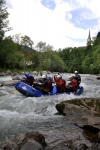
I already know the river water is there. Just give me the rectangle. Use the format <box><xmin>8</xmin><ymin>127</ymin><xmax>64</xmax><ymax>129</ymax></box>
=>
<box><xmin>0</xmin><ymin>74</ymin><xmax>100</xmax><ymax>140</ymax></box>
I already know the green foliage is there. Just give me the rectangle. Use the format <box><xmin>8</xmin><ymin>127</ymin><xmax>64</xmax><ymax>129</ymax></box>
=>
<box><xmin>0</xmin><ymin>38</ymin><xmax>25</xmax><ymax>69</ymax></box>
<box><xmin>93</xmin><ymin>32</ymin><xmax>100</xmax><ymax>46</ymax></box>
<box><xmin>35</xmin><ymin>41</ymin><xmax>54</xmax><ymax>52</ymax></box>
<box><xmin>0</xmin><ymin>3</ymin><xmax>100</xmax><ymax>76</ymax></box>
<box><xmin>57</xmin><ymin>31</ymin><xmax>100</xmax><ymax>74</ymax></box>
<box><xmin>0</xmin><ymin>0</ymin><xmax>10</xmax><ymax>40</ymax></box>
<box><xmin>58</xmin><ymin>47</ymin><xmax>85</xmax><ymax>73</ymax></box>
<box><xmin>12</xmin><ymin>33</ymin><xmax>22</xmax><ymax>44</ymax></box>
<box><xmin>92</xmin><ymin>45</ymin><xmax>100</xmax><ymax>73</ymax></box>
<box><xmin>35</xmin><ymin>41</ymin><xmax>46</xmax><ymax>52</ymax></box>
<box><xmin>1</xmin><ymin>32</ymin><xmax>100</xmax><ymax>73</ymax></box>
<box><xmin>21</xmin><ymin>35</ymin><xmax>34</xmax><ymax>49</ymax></box>
<box><xmin>0</xmin><ymin>0</ymin><xmax>99</xmax><ymax>74</ymax></box>
<box><xmin>30</xmin><ymin>50</ymin><xmax>67</xmax><ymax>72</ymax></box>
<box><xmin>82</xmin><ymin>55</ymin><xmax>93</xmax><ymax>73</ymax></box>
<box><xmin>31</xmin><ymin>52</ymin><xmax>40</xmax><ymax>69</ymax></box>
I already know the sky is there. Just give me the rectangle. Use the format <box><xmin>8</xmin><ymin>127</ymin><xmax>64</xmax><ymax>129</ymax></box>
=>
<box><xmin>5</xmin><ymin>0</ymin><xmax>100</xmax><ymax>50</ymax></box>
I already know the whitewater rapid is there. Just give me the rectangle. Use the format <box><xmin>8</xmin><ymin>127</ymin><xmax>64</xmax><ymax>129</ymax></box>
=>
<box><xmin>0</xmin><ymin>74</ymin><xmax>100</xmax><ymax>139</ymax></box>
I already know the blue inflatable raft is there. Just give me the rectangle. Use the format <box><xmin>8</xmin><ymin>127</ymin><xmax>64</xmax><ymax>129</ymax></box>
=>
<box><xmin>15</xmin><ymin>82</ymin><xmax>84</xmax><ymax>97</ymax></box>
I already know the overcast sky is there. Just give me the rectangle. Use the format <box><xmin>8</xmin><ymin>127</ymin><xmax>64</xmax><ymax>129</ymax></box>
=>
<box><xmin>5</xmin><ymin>0</ymin><xmax>100</xmax><ymax>50</ymax></box>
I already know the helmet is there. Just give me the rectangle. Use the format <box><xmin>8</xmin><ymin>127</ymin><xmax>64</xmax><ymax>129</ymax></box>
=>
<box><xmin>25</xmin><ymin>72</ymin><xmax>30</xmax><ymax>78</ymax></box>
<box><xmin>42</xmin><ymin>74</ymin><xmax>47</xmax><ymax>79</ymax></box>
<box><xmin>57</xmin><ymin>75</ymin><xmax>62</xmax><ymax>79</ymax></box>
<box><xmin>29</xmin><ymin>76</ymin><xmax>34</xmax><ymax>80</ymax></box>
<box><xmin>55</xmin><ymin>72</ymin><xmax>60</xmax><ymax>76</ymax></box>
<box><xmin>74</xmin><ymin>71</ymin><xmax>78</xmax><ymax>74</ymax></box>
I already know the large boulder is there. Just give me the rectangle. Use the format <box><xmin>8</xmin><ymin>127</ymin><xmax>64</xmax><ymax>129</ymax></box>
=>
<box><xmin>55</xmin><ymin>98</ymin><xmax>100</xmax><ymax>149</ymax></box>
<box><xmin>56</xmin><ymin>98</ymin><xmax>100</xmax><ymax>126</ymax></box>
<box><xmin>97</xmin><ymin>76</ymin><xmax>100</xmax><ymax>80</ymax></box>
<box><xmin>17</xmin><ymin>131</ymin><xmax>46</xmax><ymax>150</ymax></box>
<box><xmin>3</xmin><ymin>131</ymin><xmax>46</xmax><ymax>150</ymax></box>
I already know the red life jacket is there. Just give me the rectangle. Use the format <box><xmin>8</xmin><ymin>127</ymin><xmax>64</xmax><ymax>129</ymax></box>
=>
<box><xmin>68</xmin><ymin>79</ymin><xmax>78</xmax><ymax>91</ymax></box>
<box><xmin>56</xmin><ymin>79</ymin><xmax>66</xmax><ymax>92</ymax></box>
<box><xmin>54</xmin><ymin>75</ymin><xmax>58</xmax><ymax>82</ymax></box>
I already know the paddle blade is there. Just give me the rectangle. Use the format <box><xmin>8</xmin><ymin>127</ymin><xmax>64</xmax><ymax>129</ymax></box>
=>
<box><xmin>52</xmin><ymin>85</ymin><xmax>57</xmax><ymax>94</ymax></box>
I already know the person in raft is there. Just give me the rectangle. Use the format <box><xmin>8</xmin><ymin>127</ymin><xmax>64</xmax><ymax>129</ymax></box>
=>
<box><xmin>65</xmin><ymin>76</ymin><xmax>78</xmax><ymax>92</ymax></box>
<box><xmin>54</xmin><ymin>74</ymin><xmax>66</xmax><ymax>93</ymax></box>
<box><xmin>33</xmin><ymin>74</ymin><xmax>52</xmax><ymax>94</ymax></box>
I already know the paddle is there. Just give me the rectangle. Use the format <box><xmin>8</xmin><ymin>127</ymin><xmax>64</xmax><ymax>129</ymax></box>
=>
<box><xmin>13</xmin><ymin>90</ymin><xmax>18</xmax><ymax>94</ymax></box>
<box><xmin>52</xmin><ymin>84</ymin><xmax>57</xmax><ymax>94</ymax></box>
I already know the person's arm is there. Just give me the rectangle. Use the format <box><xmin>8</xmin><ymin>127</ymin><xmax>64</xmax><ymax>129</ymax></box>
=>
<box><xmin>42</xmin><ymin>80</ymin><xmax>48</xmax><ymax>86</ymax></box>
<box><xmin>33</xmin><ymin>80</ymin><xmax>42</xmax><ymax>86</ymax></box>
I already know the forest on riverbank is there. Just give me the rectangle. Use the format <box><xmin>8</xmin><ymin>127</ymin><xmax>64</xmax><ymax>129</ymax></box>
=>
<box><xmin>0</xmin><ymin>0</ymin><xmax>100</xmax><ymax>74</ymax></box>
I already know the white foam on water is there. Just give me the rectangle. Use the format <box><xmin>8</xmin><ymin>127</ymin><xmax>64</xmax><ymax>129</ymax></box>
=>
<box><xmin>0</xmin><ymin>74</ymin><xmax>100</xmax><ymax>136</ymax></box>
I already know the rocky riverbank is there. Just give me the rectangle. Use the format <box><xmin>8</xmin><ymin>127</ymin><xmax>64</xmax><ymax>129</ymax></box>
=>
<box><xmin>0</xmin><ymin>98</ymin><xmax>100</xmax><ymax>150</ymax></box>
<box><xmin>56</xmin><ymin>98</ymin><xmax>100</xmax><ymax>150</ymax></box>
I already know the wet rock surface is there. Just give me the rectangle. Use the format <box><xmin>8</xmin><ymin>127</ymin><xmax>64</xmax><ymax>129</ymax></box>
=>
<box><xmin>0</xmin><ymin>98</ymin><xmax>100</xmax><ymax>149</ymax></box>
<box><xmin>97</xmin><ymin>76</ymin><xmax>100</xmax><ymax>80</ymax></box>
<box><xmin>3</xmin><ymin>131</ymin><xmax>46</xmax><ymax>150</ymax></box>
<box><xmin>55</xmin><ymin>98</ymin><xmax>100</xmax><ymax>149</ymax></box>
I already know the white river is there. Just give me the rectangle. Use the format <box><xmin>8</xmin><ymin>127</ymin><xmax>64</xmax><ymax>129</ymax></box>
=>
<box><xmin>0</xmin><ymin>73</ymin><xmax>100</xmax><ymax>139</ymax></box>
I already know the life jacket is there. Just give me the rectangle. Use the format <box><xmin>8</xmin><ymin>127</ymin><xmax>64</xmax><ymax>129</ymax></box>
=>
<box><xmin>55</xmin><ymin>79</ymin><xmax>66</xmax><ymax>92</ymax></box>
<box><xmin>43</xmin><ymin>79</ymin><xmax>52</xmax><ymax>92</ymax></box>
<box><xmin>54</xmin><ymin>75</ymin><xmax>58</xmax><ymax>82</ymax></box>
<box><xmin>25</xmin><ymin>76</ymin><xmax>35</xmax><ymax>86</ymax></box>
<box><xmin>39</xmin><ymin>79</ymin><xmax>52</xmax><ymax>93</ymax></box>
<box><xmin>67</xmin><ymin>79</ymin><xmax>78</xmax><ymax>91</ymax></box>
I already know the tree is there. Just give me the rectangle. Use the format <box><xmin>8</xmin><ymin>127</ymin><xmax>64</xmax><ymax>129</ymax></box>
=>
<box><xmin>0</xmin><ymin>0</ymin><xmax>9</xmax><ymax>41</ymax></box>
<box><xmin>46</xmin><ymin>44</ymin><xmax>54</xmax><ymax>51</ymax></box>
<box><xmin>21</xmin><ymin>35</ymin><xmax>34</xmax><ymax>49</ymax></box>
<box><xmin>35</xmin><ymin>41</ymin><xmax>54</xmax><ymax>52</ymax></box>
<box><xmin>0</xmin><ymin>37</ymin><xmax>24</xmax><ymax>69</ymax></box>
<box><xmin>12</xmin><ymin>33</ymin><xmax>22</xmax><ymax>44</ymax></box>
<box><xmin>96</xmin><ymin>31</ymin><xmax>100</xmax><ymax>38</ymax></box>
<box><xmin>31</xmin><ymin>52</ymin><xmax>39</xmax><ymax>69</ymax></box>
<box><xmin>37</xmin><ymin>51</ymin><xmax>67</xmax><ymax>71</ymax></box>
<box><xmin>93</xmin><ymin>31</ymin><xmax>100</xmax><ymax>46</ymax></box>
<box><xmin>35</xmin><ymin>41</ymin><xmax>46</xmax><ymax>52</ymax></box>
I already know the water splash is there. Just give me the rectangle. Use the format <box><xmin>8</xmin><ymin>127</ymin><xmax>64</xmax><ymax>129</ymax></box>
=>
<box><xmin>0</xmin><ymin>74</ymin><xmax>100</xmax><ymax>137</ymax></box>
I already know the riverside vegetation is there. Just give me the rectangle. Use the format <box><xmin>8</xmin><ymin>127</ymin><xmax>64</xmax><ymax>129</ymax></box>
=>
<box><xmin>0</xmin><ymin>0</ymin><xmax>100</xmax><ymax>74</ymax></box>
